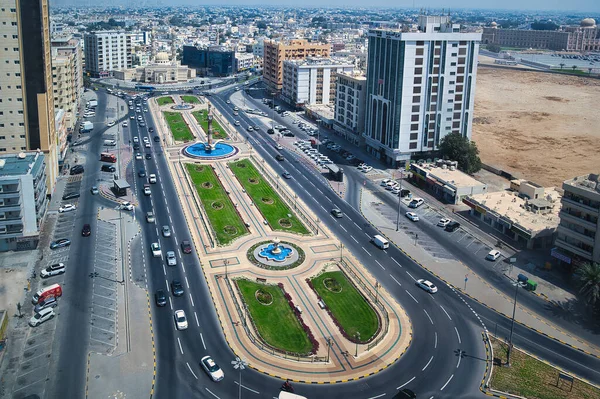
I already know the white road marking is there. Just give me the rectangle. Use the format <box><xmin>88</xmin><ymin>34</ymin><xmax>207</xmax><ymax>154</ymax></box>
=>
<box><xmin>205</xmin><ymin>388</ymin><xmax>220</xmax><ymax>399</ymax></box>
<box><xmin>434</xmin><ymin>332</ymin><xmax>438</xmax><ymax>349</ymax></box>
<box><xmin>168</xmin><ymin>297</ymin><xmax>173</xmax><ymax>310</ymax></box>
<box><xmin>454</xmin><ymin>326</ymin><xmax>462</xmax><ymax>344</ymax></box>
<box><xmin>169</xmin><ymin>215</ymin><xmax>173</xmax><ymax>224</ymax></box>
<box><xmin>390</xmin><ymin>274</ymin><xmax>401</xmax><ymax>286</ymax></box>
<box><xmin>185</xmin><ymin>276</ymin><xmax>190</xmax><ymax>289</ymax></box>
<box><xmin>190</xmin><ymin>294</ymin><xmax>195</xmax><ymax>307</ymax></box>
<box><xmin>440</xmin><ymin>305</ymin><xmax>452</xmax><ymax>321</ymax></box>
<box><xmin>397</xmin><ymin>376</ymin><xmax>415</xmax><ymax>390</ymax></box>
<box><xmin>181</xmin><ymin>262</ymin><xmax>186</xmax><ymax>274</ymax></box>
<box><xmin>353</xmin><ymin>222</ymin><xmax>361</xmax><ymax>229</ymax></box>
<box><xmin>200</xmin><ymin>332</ymin><xmax>206</xmax><ymax>350</ymax></box>
<box><xmin>194</xmin><ymin>312</ymin><xmax>200</xmax><ymax>327</ymax></box>
<box><xmin>234</xmin><ymin>381</ymin><xmax>260</xmax><ymax>394</ymax></box>
<box><xmin>405</xmin><ymin>271</ymin><xmax>416</xmax><ymax>281</ymax></box>
<box><xmin>362</xmin><ymin>247</ymin><xmax>372</xmax><ymax>256</ymax></box>
<box><xmin>422</xmin><ymin>356</ymin><xmax>434</xmax><ymax>371</ymax></box>
<box><xmin>375</xmin><ymin>260</ymin><xmax>385</xmax><ymax>270</ymax></box>
<box><xmin>186</xmin><ymin>362</ymin><xmax>198</xmax><ymax>379</ymax></box>
<box><xmin>391</xmin><ymin>258</ymin><xmax>402</xmax><ymax>267</ymax></box>
<box><xmin>440</xmin><ymin>374</ymin><xmax>454</xmax><ymax>390</ymax></box>
<box><xmin>156</xmin><ymin>227</ymin><xmax>159</xmax><ymax>235</ymax></box>
<box><xmin>162</xmin><ymin>264</ymin><xmax>166</xmax><ymax>276</ymax></box>
<box><xmin>165</xmin><ymin>280</ymin><xmax>170</xmax><ymax>292</ymax></box>
<box><xmin>340</xmin><ymin>225</ymin><xmax>347</xmax><ymax>232</ymax></box>
<box><xmin>456</xmin><ymin>353</ymin><xmax>461</xmax><ymax>368</ymax></box>
<box><xmin>351</xmin><ymin>236</ymin><xmax>358</xmax><ymax>243</ymax></box>
<box><xmin>367</xmin><ymin>394</ymin><xmax>386</xmax><ymax>399</ymax></box>
<box><xmin>178</xmin><ymin>337</ymin><xmax>184</xmax><ymax>354</ymax></box>
<box><xmin>405</xmin><ymin>290</ymin><xmax>419</xmax><ymax>303</ymax></box>
<box><xmin>174</xmin><ymin>236</ymin><xmax>178</xmax><ymax>246</ymax></box>
<box><xmin>423</xmin><ymin>309</ymin><xmax>433</xmax><ymax>325</ymax></box>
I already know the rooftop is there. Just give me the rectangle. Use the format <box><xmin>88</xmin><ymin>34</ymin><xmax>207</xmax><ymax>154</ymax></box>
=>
<box><xmin>413</xmin><ymin>162</ymin><xmax>485</xmax><ymax>189</ymax></box>
<box><xmin>0</xmin><ymin>152</ymin><xmax>43</xmax><ymax>178</ymax></box>
<box><xmin>563</xmin><ymin>173</ymin><xmax>600</xmax><ymax>197</ymax></box>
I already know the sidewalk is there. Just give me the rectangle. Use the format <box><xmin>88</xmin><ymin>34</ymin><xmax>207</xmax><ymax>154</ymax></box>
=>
<box><xmin>360</xmin><ymin>188</ymin><xmax>600</xmax><ymax>357</ymax></box>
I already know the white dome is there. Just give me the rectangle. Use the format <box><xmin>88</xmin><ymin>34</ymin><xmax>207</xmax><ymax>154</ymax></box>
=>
<box><xmin>580</xmin><ymin>18</ymin><xmax>596</xmax><ymax>27</ymax></box>
<box><xmin>155</xmin><ymin>52</ymin><xmax>170</xmax><ymax>63</ymax></box>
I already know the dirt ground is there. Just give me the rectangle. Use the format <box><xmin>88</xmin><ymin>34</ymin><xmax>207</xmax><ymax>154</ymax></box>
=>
<box><xmin>472</xmin><ymin>67</ymin><xmax>600</xmax><ymax>187</ymax></box>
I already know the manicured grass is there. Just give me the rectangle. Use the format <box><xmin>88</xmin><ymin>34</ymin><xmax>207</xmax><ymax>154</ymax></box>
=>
<box><xmin>185</xmin><ymin>164</ymin><xmax>247</xmax><ymax>245</ymax></box>
<box><xmin>157</xmin><ymin>96</ymin><xmax>174</xmax><ymax>106</ymax></box>
<box><xmin>163</xmin><ymin>112</ymin><xmax>194</xmax><ymax>142</ymax></box>
<box><xmin>311</xmin><ymin>271</ymin><xmax>379</xmax><ymax>341</ymax></box>
<box><xmin>229</xmin><ymin>160</ymin><xmax>309</xmax><ymax>235</ymax></box>
<box><xmin>490</xmin><ymin>336</ymin><xmax>600</xmax><ymax>399</ymax></box>
<box><xmin>192</xmin><ymin>110</ymin><xmax>228</xmax><ymax>140</ymax></box>
<box><xmin>181</xmin><ymin>95</ymin><xmax>200</xmax><ymax>104</ymax></box>
<box><xmin>236</xmin><ymin>279</ymin><xmax>312</xmax><ymax>354</ymax></box>
<box><xmin>551</xmin><ymin>68</ymin><xmax>589</xmax><ymax>76</ymax></box>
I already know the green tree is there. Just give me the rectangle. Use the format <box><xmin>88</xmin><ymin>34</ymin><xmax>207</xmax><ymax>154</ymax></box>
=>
<box><xmin>438</xmin><ymin>133</ymin><xmax>482</xmax><ymax>174</ymax></box>
<box><xmin>579</xmin><ymin>262</ymin><xmax>600</xmax><ymax>307</ymax></box>
<box><xmin>486</xmin><ymin>43</ymin><xmax>501</xmax><ymax>53</ymax></box>
<box><xmin>559</xmin><ymin>63</ymin><xmax>565</xmax><ymax>70</ymax></box>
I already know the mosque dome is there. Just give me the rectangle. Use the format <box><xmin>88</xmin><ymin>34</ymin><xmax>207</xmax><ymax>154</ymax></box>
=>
<box><xmin>490</xmin><ymin>21</ymin><xmax>498</xmax><ymax>28</ymax></box>
<box><xmin>580</xmin><ymin>18</ymin><xmax>596</xmax><ymax>27</ymax></box>
<box><xmin>155</xmin><ymin>52</ymin><xmax>170</xmax><ymax>63</ymax></box>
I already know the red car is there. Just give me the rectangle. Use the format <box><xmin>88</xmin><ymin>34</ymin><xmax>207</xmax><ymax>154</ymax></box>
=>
<box><xmin>181</xmin><ymin>240</ymin><xmax>192</xmax><ymax>254</ymax></box>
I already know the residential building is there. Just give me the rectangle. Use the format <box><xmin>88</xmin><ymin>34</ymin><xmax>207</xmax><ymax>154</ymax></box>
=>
<box><xmin>252</xmin><ymin>38</ymin><xmax>265</xmax><ymax>59</ymax></box>
<box><xmin>263</xmin><ymin>39</ymin><xmax>331</xmax><ymax>92</ymax></box>
<box><xmin>0</xmin><ymin>0</ymin><xmax>58</xmax><ymax>192</ymax></box>
<box><xmin>333</xmin><ymin>71</ymin><xmax>366</xmax><ymax>146</ymax></box>
<box><xmin>51</xmin><ymin>35</ymin><xmax>84</xmax><ymax>131</ymax></box>
<box><xmin>235</xmin><ymin>53</ymin><xmax>254</xmax><ymax>72</ymax></box>
<box><xmin>282</xmin><ymin>58</ymin><xmax>354</xmax><ymax>107</ymax></box>
<box><xmin>410</xmin><ymin>160</ymin><xmax>487</xmax><ymax>204</ymax></box>
<box><xmin>364</xmin><ymin>15</ymin><xmax>481</xmax><ymax>167</ymax></box>
<box><xmin>463</xmin><ymin>180</ymin><xmax>561</xmax><ymax>250</ymax></box>
<box><xmin>0</xmin><ymin>151</ymin><xmax>48</xmax><ymax>251</ymax></box>
<box><xmin>181</xmin><ymin>45</ymin><xmax>235</xmax><ymax>76</ymax></box>
<box><xmin>84</xmin><ymin>31</ymin><xmax>133</xmax><ymax>77</ymax></box>
<box><xmin>552</xmin><ymin>173</ymin><xmax>600</xmax><ymax>267</ymax></box>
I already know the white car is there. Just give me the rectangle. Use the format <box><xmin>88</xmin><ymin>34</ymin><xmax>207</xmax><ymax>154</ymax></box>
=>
<box><xmin>234</xmin><ymin>120</ymin><xmax>240</xmax><ymax>126</ymax></box>
<box><xmin>200</xmin><ymin>356</ymin><xmax>224</xmax><ymax>382</ymax></box>
<box><xmin>166</xmin><ymin>251</ymin><xmax>177</xmax><ymax>266</ymax></box>
<box><xmin>151</xmin><ymin>242</ymin><xmax>161</xmax><ymax>257</ymax></box>
<box><xmin>133</xmin><ymin>136</ymin><xmax>139</xmax><ymax>143</ymax></box>
<box><xmin>120</xmin><ymin>201</ymin><xmax>134</xmax><ymax>211</ymax></box>
<box><xmin>145</xmin><ymin>142</ymin><xmax>151</xmax><ymax>148</ymax></box>
<box><xmin>58</xmin><ymin>204</ymin><xmax>76</xmax><ymax>213</ymax></box>
<box><xmin>486</xmin><ymin>250</ymin><xmax>501</xmax><ymax>261</ymax></box>
<box><xmin>405</xmin><ymin>212</ymin><xmax>419</xmax><ymax>222</ymax></box>
<box><xmin>226</xmin><ymin>100</ymin><xmax>231</xmax><ymax>104</ymax></box>
<box><xmin>276</xmin><ymin>144</ymin><xmax>283</xmax><ymax>150</ymax></box>
<box><xmin>416</xmin><ymin>279</ymin><xmax>438</xmax><ymax>294</ymax></box>
<box><xmin>362</xmin><ymin>166</ymin><xmax>373</xmax><ymax>173</ymax></box>
<box><xmin>437</xmin><ymin>218</ymin><xmax>451</xmax><ymax>227</ymax></box>
<box><xmin>408</xmin><ymin>198</ymin><xmax>425</xmax><ymax>208</ymax></box>
<box><xmin>122</xmin><ymin>122</ymin><xmax>128</xmax><ymax>127</ymax></box>
<box><xmin>29</xmin><ymin>308</ymin><xmax>55</xmax><ymax>327</ymax></box>
<box><xmin>41</xmin><ymin>262</ymin><xmax>65</xmax><ymax>278</ymax></box>
<box><xmin>174</xmin><ymin>310</ymin><xmax>188</xmax><ymax>330</ymax></box>
<box><xmin>130</xmin><ymin>115</ymin><xmax>135</xmax><ymax>120</ymax></box>
<box><xmin>149</xmin><ymin>174</ymin><xmax>157</xmax><ymax>184</ymax></box>
<box><xmin>136</xmin><ymin>153</ymin><xmax>143</xmax><ymax>160</ymax></box>
<box><xmin>107</xmin><ymin>120</ymin><xmax>116</xmax><ymax>127</ymax></box>
<box><xmin>380</xmin><ymin>179</ymin><xmax>391</xmax><ymax>187</ymax></box>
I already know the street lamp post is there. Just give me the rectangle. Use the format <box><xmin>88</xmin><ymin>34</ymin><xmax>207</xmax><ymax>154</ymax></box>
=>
<box><xmin>231</xmin><ymin>357</ymin><xmax>248</xmax><ymax>399</ymax></box>
<box><xmin>340</xmin><ymin>241</ymin><xmax>344</xmax><ymax>261</ymax></box>
<box><xmin>375</xmin><ymin>281</ymin><xmax>380</xmax><ymax>304</ymax></box>
<box><xmin>506</xmin><ymin>278</ymin><xmax>521</xmax><ymax>367</ymax></box>
<box><xmin>224</xmin><ymin>259</ymin><xmax>229</xmax><ymax>279</ymax></box>
<box><xmin>326</xmin><ymin>337</ymin><xmax>333</xmax><ymax>362</ymax></box>
<box><xmin>355</xmin><ymin>332</ymin><xmax>360</xmax><ymax>357</ymax></box>
<box><xmin>395</xmin><ymin>170</ymin><xmax>404</xmax><ymax>231</ymax></box>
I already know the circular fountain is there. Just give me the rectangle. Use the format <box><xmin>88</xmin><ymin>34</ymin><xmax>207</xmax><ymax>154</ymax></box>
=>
<box><xmin>250</xmin><ymin>238</ymin><xmax>303</xmax><ymax>269</ymax></box>
<box><xmin>181</xmin><ymin>104</ymin><xmax>238</xmax><ymax>160</ymax></box>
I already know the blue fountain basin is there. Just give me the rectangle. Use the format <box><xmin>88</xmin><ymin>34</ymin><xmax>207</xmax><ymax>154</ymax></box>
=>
<box><xmin>258</xmin><ymin>244</ymin><xmax>293</xmax><ymax>262</ymax></box>
<box><xmin>183</xmin><ymin>142</ymin><xmax>237</xmax><ymax>159</ymax></box>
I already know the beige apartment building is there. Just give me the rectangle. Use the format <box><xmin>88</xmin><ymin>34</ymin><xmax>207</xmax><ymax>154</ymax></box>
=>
<box><xmin>51</xmin><ymin>35</ymin><xmax>83</xmax><ymax>132</ymax></box>
<box><xmin>263</xmin><ymin>39</ymin><xmax>330</xmax><ymax>91</ymax></box>
<box><xmin>0</xmin><ymin>0</ymin><xmax>58</xmax><ymax>192</ymax></box>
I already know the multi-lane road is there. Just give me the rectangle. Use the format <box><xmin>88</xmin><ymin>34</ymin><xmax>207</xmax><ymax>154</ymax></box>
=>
<box><xmin>46</xmin><ymin>86</ymin><xmax>600</xmax><ymax>399</ymax></box>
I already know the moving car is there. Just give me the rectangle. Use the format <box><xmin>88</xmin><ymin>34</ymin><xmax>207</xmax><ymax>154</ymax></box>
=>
<box><xmin>107</xmin><ymin>120</ymin><xmax>116</xmax><ymax>127</ymax></box>
<box><xmin>136</xmin><ymin>153</ymin><xmax>143</xmax><ymax>160</ymax></box>
<box><xmin>200</xmin><ymin>356</ymin><xmax>224</xmax><ymax>382</ymax></box>
<box><xmin>120</xmin><ymin>201</ymin><xmax>134</xmax><ymax>211</ymax></box>
<box><xmin>405</xmin><ymin>212</ymin><xmax>419</xmax><ymax>222</ymax></box>
<box><xmin>146</xmin><ymin>212</ymin><xmax>155</xmax><ymax>223</ymax></box>
<box><xmin>145</xmin><ymin>153</ymin><xmax>152</xmax><ymax>160</ymax></box>
<box><xmin>58</xmin><ymin>204</ymin><xmax>76</xmax><ymax>213</ymax></box>
<box><xmin>181</xmin><ymin>240</ymin><xmax>192</xmax><ymax>254</ymax></box>
<box><xmin>153</xmin><ymin>136</ymin><xmax>160</xmax><ymax>142</ymax></box>
<box><xmin>82</xmin><ymin>224</ymin><xmax>91</xmax><ymax>237</ymax></box>
<box><xmin>162</xmin><ymin>225</ymin><xmax>171</xmax><ymax>237</ymax></box>
<box><xmin>138</xmin><ymin>169</ymin><xmax>146</xmax><ymax>177</ymax></box>
<box><xmin>50</xmin><ymin>238</ymin><xmax>71</xmax><ymax>249</ymax></box>
<box><xmin>166</xmin><ymin>251</ymin><xmax>177</xmax><ymax>266</ymax></box>
<box><xmin>437</xmin><ymin>218</ymin><xmax>451</xmax><ymax>227</ymax></box>
<box><xmin>486</xmin><ymin>250</ymin><xmax>501</xmax><ymax>261</ymax></box>
<box><xmin>416</xmin><ymin>279</ymin><xmax>438</xmax><ymax>294</ymax></box>
<box><xmin>151</xmin><ymin>242</ymin><xmax>161</xmax><ymax>257</ymax></box>
<box><xmin>171</xmin><ymin>280</ymin><xmax>184</xmax><ymax>296</ymax></box>
<box><xmin>275</xmin><ymin>154</ymin><xmax>284</xmax><ymax>161</ymax></box>
<box><xmin>282</xmin><ymin>172</ymin><xmax>291</xmax><ymax>179</ymax></box>
<box><xmin>174</xmin><ymin>310</ymin><xmax>188</xmax><ymax>330</ymax></box>
<box><xmin>331</xmin><ymin>208</ymin><xmax>343</xmax><ymax>218</ymax></box>
<box><xmin>149</xmin><ymin>174</ymin><xmax>157</xmax><ymax>184</ymax></box>
<box><xmin>40</xmin><ymin>263</ymin><xmax>65</xmax><ymax>278</ymax></box>
<box><xmin>144</xmin><ymin>184</ymin><xmax>151</xmax><ymax>196</ymax></box>
<box><xmin>62</xmin><ymin>192</ymin><xmax>80</xmax><ymax>200</ymax></box>
<box><xmin>90</xmin><ymin>186</ymin><xmax>99</xmax><ymax>195</ymax></box>
<box><xmin>155</xmin><ymin>289</ymin><xmax>167</xmax><ymax>307</ymax></box>
<box><xmin>29</xmin><ymin>308</ymin><xmax>55</xmax><ymax>327</ymax></box>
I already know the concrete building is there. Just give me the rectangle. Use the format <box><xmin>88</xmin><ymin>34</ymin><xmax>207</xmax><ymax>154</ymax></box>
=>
<box><xmin>333</xmin><ymin>71</ymin><xmax>367</xmax><ymax>146</ymax></box>
<box><xmin>51</xmin><ymin>35</ymin><xmax>84</xmax><ymax>132</ymax></box>
<box><xmin>0</xmin><ymin>151</ymin><xmax>48</xmax><ymax>251</ymax></box>
<box><xmin>235</xmin><ymin>53</ymin><xmax>254</xmax><ymax>72</ymax></box>
<box><xmin>263</xmin><ymin>39</ymin><xmax>331</xmax><ymax>92</ymax></box>
<box><xmin>252</xmin><ymin>38</ymin><xmax>265</xmax><ymax>59</ymax></box>
<box><xmin>84</xmin><ymin>31</ymin><xmax>133</xmax><ymax>78</ymax></box>
<box><xmin>364</xmin><ymin>15</ymin><xmax>481</xmax><ymax>167</ymax></box>
<box><xmin>482</xmin><ymin>25</ymin><xmax>569</xmax><ymax>51</ymax></box>
<box><xmin>281</xmin><ymin>58</ymin><xmax>354</xmax><ymax>107</ymax></box>
<box><xmin>410</xmin><ymin>160</ymin><xmax>487</xmax><ymax>204</ymax></box>
<box><xmin>0</xmin><ymin>0</ymin><xmax>58</xmax><ymax>193</ymax></box>
<box><xmin>114</xmin><ymin>52</ymin><xmax>196</xmax><ymax>83</ymax></box>
<box><xmin>565</xmin><ymin>19</ymin><xmax>600</xmax><ymax>52</ymax></box>
<box><xmin>181</xmin><ymin>45</ymin><xmax>235</xmax><ymax>76</ymax></box>
<box><xmin>552</xmin><ymin>173</ymin><xmax>600</xmax><ymax>267</ymax></box>
<box><xmin>463</xmin><ymin>180</ymin><xmax>561</xmax><ymax>249</ymax></box>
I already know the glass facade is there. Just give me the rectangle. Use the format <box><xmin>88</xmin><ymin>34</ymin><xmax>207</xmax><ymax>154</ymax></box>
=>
<box><xmin>182</xmin><ymin>46</ymin><xmax>235</xmax><ymax>76</ymax></box>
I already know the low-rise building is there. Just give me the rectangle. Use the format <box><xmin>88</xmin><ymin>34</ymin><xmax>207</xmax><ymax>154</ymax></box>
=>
<box><xmin>552</xmin><ymin>173</ymin><xmax>600</xmax><ymax>268</ymax></box>
<box><xmin>181</xmin><ymin>45</ymin><xmax>235</xmax><ymax>76</ymax></box>
<box><xmin>463</xmin><ymin>179</ymin><xmax>561</xmax><ymax>249</ymax></box>
<box><xmin>0</xmin><ymin>152</ymin><xmax>48</xmax><ymax>251</ymax></box>
<box><xmin>410</xmin><ymin>161</ymin><xmax>487</xmax><ymax>204</ymax></box>
<box><xmin>235</xmin><ymin>53</ymin><xmax>254</xmax><ymax>72</ymax></box>
<box><xmin>333</xmin><ymin>71</ymin><xmax>366</xmax><ymax>146</ymax></box>
<box><xmin>114</xmin><ymin>52</ymin><xmax>196</xmax><ymax>83</ymax></box>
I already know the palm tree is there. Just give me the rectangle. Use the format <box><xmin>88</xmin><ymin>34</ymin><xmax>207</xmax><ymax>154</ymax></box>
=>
<box><xmin>559</xmin><ymin>63</ymin><xmax>565</xmax><ymax>70</ymax></box>
<box><xmin>579</xmin><ymin>262</ymin><xmax>600</xmax><ymax>306</ymax></box>
<box><xmin>572</xmin><ymin>65</ymin><xmax>578</xmax><ymax>72</ymax></box>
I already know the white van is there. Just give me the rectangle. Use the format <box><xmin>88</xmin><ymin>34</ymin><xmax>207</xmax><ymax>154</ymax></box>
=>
<box><xmin>103</xmin><ymin>140</ymin><xmax>117</xmax><ymax>146</ymax></box>
<box><xmin>372</xmin><ymin>234</ymin><xmax>389</xmax><ymax>250</ymax></box>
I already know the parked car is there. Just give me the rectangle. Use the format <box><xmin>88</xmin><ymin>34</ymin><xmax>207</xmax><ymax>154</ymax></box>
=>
<box><xmin>29</xmin><ymin>308</ymin><xmax>55</xmax><ymax>327</ymax></box>
<box><xmin>34</xmin><ymin>296</ymin><xmax>58</xmax><ymax>313</ymax></box>
<box><xmin>58</xmin><ymin>204</ymin><xmax>76</xmax><ymax>213</ymax></box>
<box><xmin>200</xmin><ymin>356</ymin><xmax>225</xmax><ymax>382</ymax></box>
<box><xmin>62</xmin><ymin>192</ymin><xmax>80</xmax><ymax>200</ymax></box>
<box><xmin>437</xmin><ymin>218</ymin><xmax>451</xmax><ymax>227</ymax></box>
<box><xmin>101</xmin><ymin>164</ymin><xmax>116</xmax><ymax>173</ymax></box>
<box><xmin>405</xmin><ymin>212</ymin><xmax>419</xmax><ymax>222</ymax></box>
<box><xmin>445</xmin><ymin>221</ymin><xmax>461</xmax><ymax>232</ymax></box>
<box><xmin>486</xmin><ymin>250</ymin><xmax>501</xmax><ymax>261</ymax></box>
<box><xmin>70</xmin><ymin>165</ymin><xmax>84</xmax><ymax>175</ymax></box>
<box><xmin>41</xmin><ymin>263</ymin><xmax>65</xmax><ymax>278</ymax></box>
<box><xmin>408</xmin><ymin>198</ymin><xmax>425</xmax><ymax>208</ymax></box>
<box><xmin>416</xmin><ymin>279</ymin><xmax>438</xmax><ymax>294</ymax></box>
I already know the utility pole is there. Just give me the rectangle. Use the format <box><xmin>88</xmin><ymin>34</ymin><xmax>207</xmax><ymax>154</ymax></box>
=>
<box><xmin>506</xmin><ymin>276</ymin><xmax>520</xmax><ymax>367</ymax></box>
<box><xmin>326</xmin><ymin>337</ymin><xmax>333</xmax><ymax>362</ymax></box>
<box><xmin>355</xmin><ymin>332</ymin><xmax>360</xmax><ymax>357</ymax></box>
<box><xmin>395</xmin><ymin>170</ymin><xmax>404</xmax><ymax>231</ymax></box>
<box><xmin>375</xmin><ymin>281</ymin><xmax>380</xmax><ymax>304</ymax></box>
<box><xmin>340</xmin><ymin>242</ymin><xmax>344</xmax><ymax>261</ymax></box>
<box><xmin>231</xmin><ymin>357</ymin><xmax>248</xmax><ymax>399</ymax></box>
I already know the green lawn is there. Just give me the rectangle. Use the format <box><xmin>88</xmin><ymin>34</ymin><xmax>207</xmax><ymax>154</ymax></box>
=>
<box><xmin>311</xmin><ymin>271</ymin><xmax>379</xmax><ymax>341</ymax></box>
<box><xmin>185</xmin><ymin>164</ymin><xmax>247</xmax><ymax>245</ymax></box>
<box><xmin>157</xmin><ymin>96</ymin><xmax>174</xmax><ymax>106</ymax></box>
<box><xmin>164</xmin><ymin>112</ymin><xmax>194</xmax><ymax>142</ymax></box>
<box><xmin>229</xmin><ymin>160</ymin><xmax>309</xmax><ymax>235</ymax></box>
<box><xmin>181</xmin><ymin>95</ymin><xmax>200</xmax><ymax>104</ymax></box>
<box><xmin>551</xmin><ymin>68</ymin><xmax>589</xmax><ymax>76</ymax></box>
<box><xmin>192</xmin><ymin>110</ymin><xmax>228</xmax><ymax>140</ymax></box>
<box><xmin>236</xmin><ymin>279</ymin><xmax>313</xmax><ymax>354</ymax></box>
<box><xmin>490</xmin><ymin>337</ymin><xmax>600</xmax><ymax>399</ymax></box>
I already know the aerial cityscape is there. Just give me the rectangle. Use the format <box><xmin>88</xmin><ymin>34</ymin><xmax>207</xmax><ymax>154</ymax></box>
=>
<box><xmin>0</xmin><ymin>2</ymin><xmax>599</xmax><ymax>399</ymax></box>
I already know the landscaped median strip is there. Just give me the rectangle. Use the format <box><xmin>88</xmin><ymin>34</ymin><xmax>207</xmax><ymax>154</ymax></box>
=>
<box><xmin>185</xmin><ymin>163</ymin><xmax>248</xmax><ymax>245</ymax></box>
<box><xmin>192</xmin><ymin>109</ymin><xmax>228</xmax><ymax>140</ymax></box>
<box><xmin>164</xmin><ymin>111</ymin><xmax>194</xmax><ymax>142</ymax></box>
<box><xmin>229</xmin><ymin>159</ymin><xmax>309</xmax><ymax>235</ymax></box>
<box><xmin>180</xmin><ymin>95</ymin><xmax>200</xmax><ymax>104</ymax></box>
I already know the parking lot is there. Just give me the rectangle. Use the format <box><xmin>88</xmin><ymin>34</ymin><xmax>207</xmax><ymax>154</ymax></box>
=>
<box><xmin>89</xmin><ymin>220</ymin><xmax>118</xmax><ymax>355</ymax></box>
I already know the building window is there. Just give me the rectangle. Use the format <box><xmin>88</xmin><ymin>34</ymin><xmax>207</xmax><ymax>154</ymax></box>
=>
<box><xmin>414</xmin><ymin>67</ymin><xmax>422</xmax><ymax>75</ymax></box>
<box><xmin>411</xmin><ymin>115</ymin><xmax>419</xmax><ymax>122</ymax></box>
<box><xmin>412</xmin><ymin>105</ymin><xmax>420</xmax><ymax>112</ymax></box>
<box><xmin>413</xmin><ymin>86</ymin><xmax>421</xmax><ymax>94</ymax></box>
<box><xmin>410</xmin><ymin>133</ymin><xmax>418</xmax><ymax>140</ymax></box>
<box><xmin>414</xmin><ymin>77</ymin><xmax>422</xmax><ymax>84</ymax></box>
<box><xmin>411</xmin><ymin>124</ymin><xmax>419</xmax><ymax>131</ymax></box>
<box><xmin>409</xmin><ymin>142</ymin><xmax>417</xmax><ymax>149</ymax></box>
<box><xmin>416</xmin><ymin>48</ymin><xmax>424</xmax><ymax>56</ymax></box>
<box><xmin>413</xmin><ymin>96</ymin><xmax>420</xmax><ymax>103</ymax></box>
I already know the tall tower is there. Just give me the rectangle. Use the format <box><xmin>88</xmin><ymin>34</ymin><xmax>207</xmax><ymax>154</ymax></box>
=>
<box><xmin>0</xmin><ymin>0</ymin><xmax>58</xmax><ymax>191</ymax></box>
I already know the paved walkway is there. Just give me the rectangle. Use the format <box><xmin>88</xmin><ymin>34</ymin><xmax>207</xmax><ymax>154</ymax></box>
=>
<box><xmin>360</xmin><ymin>188</ymin><xmax>600</xmax><ymax>357</ymax></box>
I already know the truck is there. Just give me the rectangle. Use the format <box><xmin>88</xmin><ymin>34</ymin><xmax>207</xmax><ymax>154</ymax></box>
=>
<box><xmin>87</xmin><ymin>99</ymin><xmax>98</xmax><ymax>108</ymax></box>
<box><xmin>372</xmin><ymin>234</ymin><xmax>389</xmax><ymax>250</ymax></box>
<box><xmin>80</xmin><ymin>121</ymin><xmax>93</xmax><ymax>133</ymax></box>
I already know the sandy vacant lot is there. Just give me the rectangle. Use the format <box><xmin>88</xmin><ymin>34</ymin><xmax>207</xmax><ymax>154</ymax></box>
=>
<box><xmin>472</xmin><ymin>67</ymin><xmax>600</xmax><ymax>187</ymax></box>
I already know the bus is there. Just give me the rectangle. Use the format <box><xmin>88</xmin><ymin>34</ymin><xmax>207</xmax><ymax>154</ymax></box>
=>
<box><xmin>100</xmin><ymin>153</ymin><xmax>117</xmax><ymax>163</ymax></box>
<box><xmin>135</xmin><ymin>84</ymin><xmax>156</xmax><ymax>92</ymax></box>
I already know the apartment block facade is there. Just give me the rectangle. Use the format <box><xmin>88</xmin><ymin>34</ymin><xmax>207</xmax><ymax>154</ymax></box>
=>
<box><xmin>364</xmin><ymin>15</ymin><xmax>481</xmax><ymax>167</ymax></box>
<box><xmin>84</xmin><ymin>31</ymin><xmax>132</xmax><ymax>77</ymax></box>
<box><xmin>333</xmin><ymin>72</ymin><xmax>367</xmax><ymax>146</ymax></box>
<box><xmin>0</xmin><ymin>0</ymin><xmax>58</xmax><ymax>192</ymax></box>
<box><xmin>482</xmin><ymin>27</ymin><xmax>569</xmax><ymax>50</ymax></box>
<box><xmin>0</xmin><ymin>152</ymin><xmax>48</xmax><ymax>251</ymax></box>
<box><xmin>263</xmin><ymin>39</ymin><xmax>331</xmax><ymax>92</ymax></box>
<box><xmin>553</xmin><ymin>174</ymin><xmax>600</xmax><ymax>267</ymax></box>
<box><xmin>282</xmin><ymin>58</ymin><xmax>354</xmax><ymax>107</ymax></box>
<box><xmin>51</xmin><ymin>35</ymin><xmax>83</xmax><ymax>132</ymax></box>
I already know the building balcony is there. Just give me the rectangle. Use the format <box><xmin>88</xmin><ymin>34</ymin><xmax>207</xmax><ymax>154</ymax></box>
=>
<box><xmin>554</xmin><ymin>237</ymin><xmax>593</xmax><ymax>260</ymax></box>
<box><xmin>562</xmin><ymin>197</ymin><xmax>599</xmax><ymax>215</ymax></box>
<box><xmin>559</xmin><ymin>210</ymin><xmax>598</xmax><ymax>230</ymax></box>
<box><xmin>557</xmin><ymin>225</ymin><xmax>596</xmax><ymax>245</ymax></box>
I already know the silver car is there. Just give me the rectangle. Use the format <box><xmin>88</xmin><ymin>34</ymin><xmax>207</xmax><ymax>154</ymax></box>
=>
<box><xmin>162</xmin><ymin>225</ymin><xmax>171</xmax><ymax>237</ymax></box>
<box><xmin>166</xmin><ymin>251</ymin><xmax>177</xmax><ymax>266</ymax></box>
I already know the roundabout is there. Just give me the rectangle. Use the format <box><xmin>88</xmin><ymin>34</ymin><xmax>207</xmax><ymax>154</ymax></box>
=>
<box><xmin>182</xmin><ymin>141</ymin><xmax>239</xmax><ymax>160</ymax></box>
